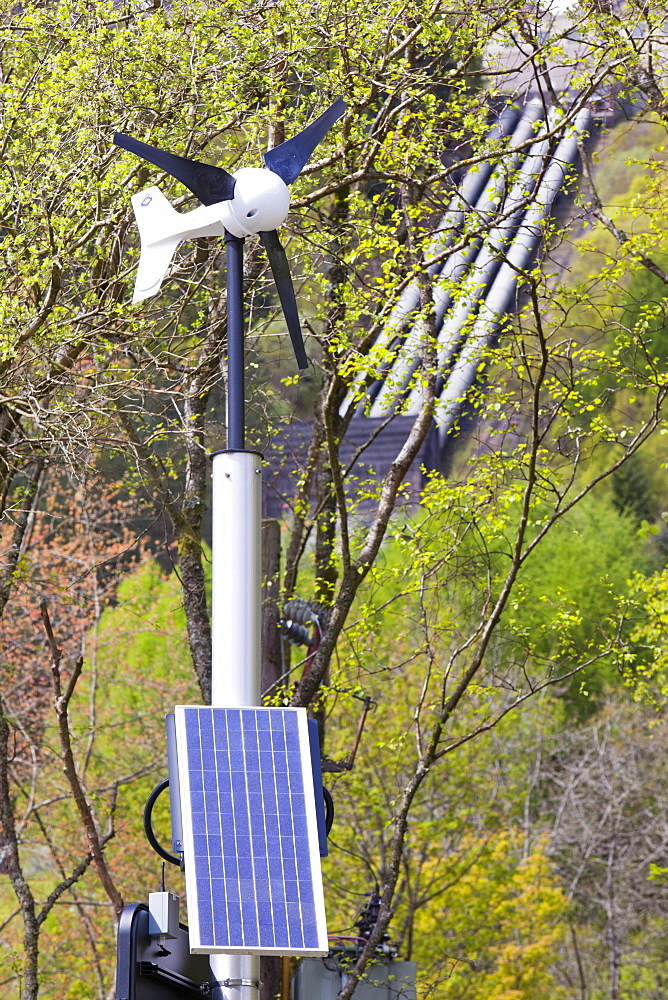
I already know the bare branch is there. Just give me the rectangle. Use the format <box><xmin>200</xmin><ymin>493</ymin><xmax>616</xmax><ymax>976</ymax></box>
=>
<box><xmin>39</xmin><ymin>600</ymin><xmax>124</xmax><ymax>918</ymax></box>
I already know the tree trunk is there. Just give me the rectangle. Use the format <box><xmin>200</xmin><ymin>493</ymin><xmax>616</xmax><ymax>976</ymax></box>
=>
<box><xmin>0</xmin><ymin>701</ymin><xmax>40</xmax><ymax>1000</ymax></box>
<box><xmin>261</xmin><ymin>519</ymin><xmax>282</xmax><ymax>700</ymax></box>
<box><xmin>607</xmin><ymin>846</ymin><xmax>620</xmax><ymax>1000</ymax></box>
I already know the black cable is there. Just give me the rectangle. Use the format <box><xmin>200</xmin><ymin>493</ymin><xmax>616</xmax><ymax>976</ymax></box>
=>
<box><xmin>144</xmin><ymin>779</ymin><xmax>181</xmax><ymax>866</ymax></box>
<box><xmin>323</xmin><ymin>786</ymin><xmax>334</xmax><ymax>835</ymax></box>
<box><xmin>147</xmin><ymin>778</ymin><xmax>332</xmax><ymax>864</ymax></box>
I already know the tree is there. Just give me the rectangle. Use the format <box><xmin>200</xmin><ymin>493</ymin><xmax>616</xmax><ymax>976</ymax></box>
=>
<box><xmin>539</xmin><ymin>703</ymin><xmax>668</xmax><ymax>1000</ymax></box>
<box><xmin>3</xmin><ymin>0</ymin><xmax>668</xmax><ymax>996</ymax></box>
<box><xmin>0</xmin><ymin>540</ymin><xmax>200</xmax><ymax>998</ymax></box>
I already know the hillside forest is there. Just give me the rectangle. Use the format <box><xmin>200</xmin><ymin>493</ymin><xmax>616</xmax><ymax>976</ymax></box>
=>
<box><xmin>2</xmin><ymin>2</ymin><xmax>668</xmax><ymax>999</ymax></box>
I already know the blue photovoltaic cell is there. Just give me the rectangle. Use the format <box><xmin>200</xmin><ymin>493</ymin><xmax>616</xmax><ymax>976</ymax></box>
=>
<box><xmin>177</xmin><ymin>707</ymin><xmax>326</xmax><ymax>955</ymax></box>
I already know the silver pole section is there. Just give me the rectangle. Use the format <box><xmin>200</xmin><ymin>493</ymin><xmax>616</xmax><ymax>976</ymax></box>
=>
<box><xmin>210</xmin><ymin>448</ymin><xmax>263</xmax><ymax>1000</ymax></box>
<box><xmin>210</xmin><ymin>450</ymin><xmax>262</xmax><ymax>706</ymax></box>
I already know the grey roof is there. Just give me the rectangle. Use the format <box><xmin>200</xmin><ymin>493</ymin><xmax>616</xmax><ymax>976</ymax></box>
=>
<box><xmin>263</xmin><ymin>417</ymin><xmax>439</xmax><ymax>520</ymax></box>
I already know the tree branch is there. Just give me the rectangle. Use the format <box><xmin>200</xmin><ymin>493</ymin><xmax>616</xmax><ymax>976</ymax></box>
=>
<box><xmin>40</xmin><ymin>600</ymin><xmax>124</xmax><ymax>918</ymax></box>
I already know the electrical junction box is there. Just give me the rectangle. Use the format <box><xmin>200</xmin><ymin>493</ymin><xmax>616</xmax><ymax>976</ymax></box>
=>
<box><xmin>292</xmin><ymin>955</ymin><xmax>417</xmax><ymax>1000</ymax></box>
<box><xmin>148</xmin><ymin>892</ymin><xmax>180</xmax><ymax>940</ymax></box>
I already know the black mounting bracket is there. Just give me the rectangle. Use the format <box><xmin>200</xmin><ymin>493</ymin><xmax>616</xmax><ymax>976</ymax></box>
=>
<box><xmin>116</xmin><ymin>902</ymin><xmax>214</xmax><ymax>1000</ymax></box>
<box><xmin>140</xmin><ymin>962</ymin><xmax>211</xmax><ymax>996</ymax></box>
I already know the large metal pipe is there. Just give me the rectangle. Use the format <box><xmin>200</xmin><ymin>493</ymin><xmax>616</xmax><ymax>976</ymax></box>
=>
<box><xmin>341</xmin><ymin>101</ymin><xmax>540</xmax><ymax>418</ymax></box>
<box><xmin>369</xmin><ymin>107</ymin><xmax>549</xmax><ymax>417</ymax></box>
<box><xmin>399</xmin><ymin>116</ymin><xmax>562</xmax><ymax>417</ymax></box>
<box><xmin>430</xmin><ymin>109</ymin><xmax>591</xmax><ymax>447</ymax></box>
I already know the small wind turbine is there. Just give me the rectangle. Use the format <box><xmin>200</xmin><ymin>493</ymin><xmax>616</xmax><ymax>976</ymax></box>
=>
<box><xmin>114</xmin><ymin>97</ymin><xmax>346</xmax><ymax>371</ymax></box>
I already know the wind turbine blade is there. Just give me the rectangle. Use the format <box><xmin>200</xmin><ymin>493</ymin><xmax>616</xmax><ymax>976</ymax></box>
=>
<box><xmin>259</xmin><ymin>230</ymin><xmax>308</xmax><ymax>370</ymax></box>
<box><xmin>263</xmin><ymin>98</ymin><xmax>347</xmax><ymax>185</ymax></box>
<box><xmin>113</xmin><ymin>133</ymin><xmax>236</xmax><ymax>205</ymax></box>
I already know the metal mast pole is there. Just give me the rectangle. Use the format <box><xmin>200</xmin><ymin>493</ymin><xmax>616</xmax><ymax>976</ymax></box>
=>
<box><xmin>225</xmin><ymin>233</ymin><xmax>246</xmax><ymax>452</ymax></box>
<box><xmin>210</xmin><ymin>232</ymin><xmax>262</xmax><ymax>1000</ymax></box>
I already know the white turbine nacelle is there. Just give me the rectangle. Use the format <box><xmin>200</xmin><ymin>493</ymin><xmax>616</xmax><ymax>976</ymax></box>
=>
<box><xmin>220</xmin><ymin>167</ymin><xmax>291</xmax><ymax>238</ymax></box>
<box><xmin>129</xmin><ymin>168</ymin><xmax>291</xmax><ymax>303</ymax></box>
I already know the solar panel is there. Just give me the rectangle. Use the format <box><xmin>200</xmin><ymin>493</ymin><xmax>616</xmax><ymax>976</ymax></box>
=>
<box><xmin>174</xmin><ymin>706</ymin><xmax>328</xmax><ymax>956</ymax></box>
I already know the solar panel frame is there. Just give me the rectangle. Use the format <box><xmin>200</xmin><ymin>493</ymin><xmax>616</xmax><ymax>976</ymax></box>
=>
<box><xmin>174</xmin><ymin>706</ymin><xmax>328</xmax><ymax>956</ymax></box>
